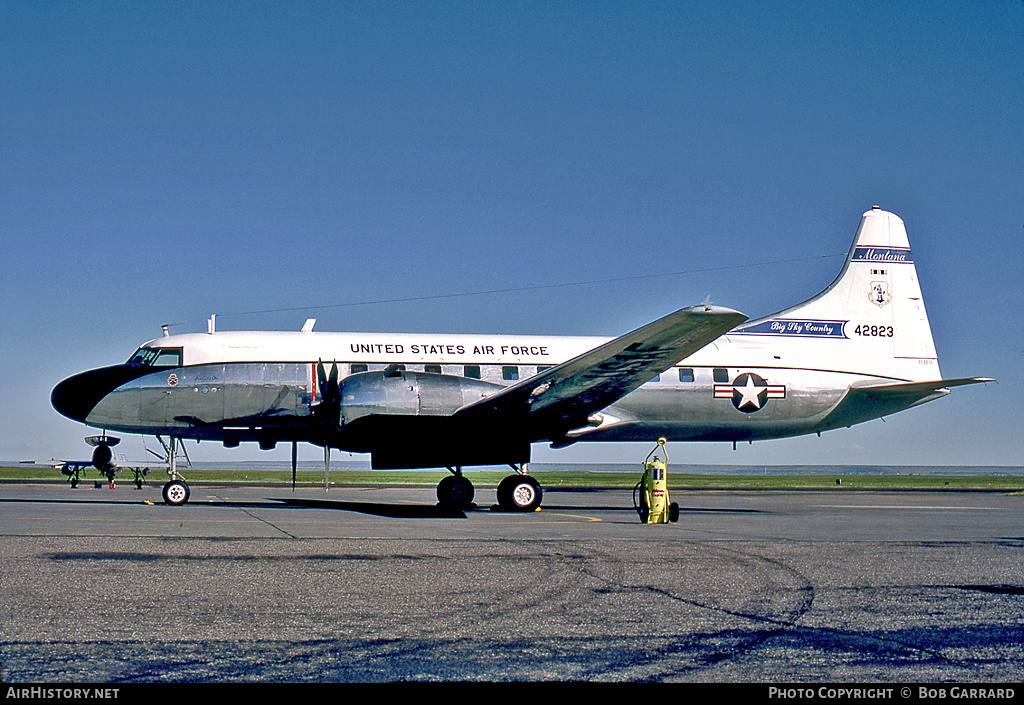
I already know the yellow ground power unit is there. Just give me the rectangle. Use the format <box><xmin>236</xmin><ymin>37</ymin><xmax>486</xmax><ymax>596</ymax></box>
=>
<box><xmin>633</xmin><ymin>438</ymin><xmax>679</xmax><ymax>524</ymax></box>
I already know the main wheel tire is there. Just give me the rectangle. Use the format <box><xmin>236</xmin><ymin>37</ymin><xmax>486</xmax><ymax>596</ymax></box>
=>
<box><xmin>437</xmin><ymin>475</ymin><xmax>474</xmax><ymax>509</ymax></box>
<box><xmin>497</xmin><ymin>475</ymin><xmax>543</xmax><ymax>512</ymax></box>
<box><xmin>162</xmin><ymin>480</ymin><xmax>190</xmax><ymax>506</ymax></box>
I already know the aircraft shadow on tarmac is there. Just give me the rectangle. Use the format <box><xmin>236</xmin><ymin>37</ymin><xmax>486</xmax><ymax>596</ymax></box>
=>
<box><xmin>0</xmin><ymin>494</ymin><xmax>764</xmax><ymax>520</ymax></box>
<box><xmin>269</xmin><ymin>497</ymin><xmax>765</xmax><ymax>519</ymax></box>
<box><xmin>0</xmin><ymin>494</ymin><xmax>468</xmax><ymax>519</ymax></box>
<box><xmin>270</xmin><ymin>497</ymin><xmax>467</xmax><ymax>519</ymax></box>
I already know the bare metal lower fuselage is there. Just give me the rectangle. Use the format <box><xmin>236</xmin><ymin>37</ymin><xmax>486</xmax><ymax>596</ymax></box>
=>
<box><xmin>68</xmin><ymin>355</ymin><xmax>944</xmax><ymax>464</ymax></box>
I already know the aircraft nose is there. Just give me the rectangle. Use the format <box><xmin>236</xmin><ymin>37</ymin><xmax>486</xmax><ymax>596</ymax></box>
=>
<box><xmin>51</xmin><ymin>366</ymin><xmax>149</xmax><ymax>423</ymax></box>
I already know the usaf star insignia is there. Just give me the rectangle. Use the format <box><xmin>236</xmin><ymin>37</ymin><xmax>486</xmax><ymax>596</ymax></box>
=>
<box><xmin>714</xmin><ymin>372</ymin><xmax>785</xmax><ymax>413</ymax></box>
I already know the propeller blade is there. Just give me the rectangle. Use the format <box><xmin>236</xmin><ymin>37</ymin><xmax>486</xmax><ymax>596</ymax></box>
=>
<box><xmin>314</xmin><ymin>360</ymin><xmax>342</xmax><ymax>427</ymax></box>
<box><xmin>327</xmin><ymin>362</ymin><xmax>340</xmax><ymax>402</ymax></box>
<box><xmin>317</xmin><ymin>359</ymin><xmax>327</xmax><ymax>394</ymax></box>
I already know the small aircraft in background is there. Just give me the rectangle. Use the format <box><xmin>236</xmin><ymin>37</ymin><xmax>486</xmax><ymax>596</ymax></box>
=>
<box><xmin>51</xmin><ymin>207</ymin><xmax>991</xmax><ymax>510</ymax></box>
<box><xmin>39</xmin><ymin>434</ymin><xmax>171</xmax><ymax>490</ymax></box>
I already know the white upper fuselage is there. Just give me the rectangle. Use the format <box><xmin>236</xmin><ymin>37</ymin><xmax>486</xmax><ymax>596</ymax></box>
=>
<box><xmin>143</xmin><ymin>330</ymin><xmax>604</xmax><ymax>369</ymax></box>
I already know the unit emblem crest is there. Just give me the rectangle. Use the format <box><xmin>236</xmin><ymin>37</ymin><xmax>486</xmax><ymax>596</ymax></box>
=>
<box><xmin>869</xmin><ymin>281</ymin><xmax>892</xmax><ymax>307</ymax></box>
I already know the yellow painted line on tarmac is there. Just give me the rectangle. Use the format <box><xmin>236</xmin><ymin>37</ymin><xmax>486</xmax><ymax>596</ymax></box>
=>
<box><xmin>556</xmin><ymin>513</ymin><xmax>603</xmax><ymax>523</ymax></box>
<box><xmin>509</xmin><ymin>511</ymin><xmax>602</xmax><ymax>523</ymax></box>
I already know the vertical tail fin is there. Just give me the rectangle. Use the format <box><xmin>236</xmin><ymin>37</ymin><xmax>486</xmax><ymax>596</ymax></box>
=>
<box><xmin>737</xmin><ymin>207</ymin><xmax>941</xmax><ymax>381</ymax></box>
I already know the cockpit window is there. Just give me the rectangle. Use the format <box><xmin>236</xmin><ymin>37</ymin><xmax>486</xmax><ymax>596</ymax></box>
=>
<box><xmin>127</xmin><ymin>348</ymin><xmax>149</xmax><ymax>365</ymax></box>
<box><xmin>126</xmin><ymin>346</ymin><xmax>183</xmax><ymax>367</ymax></box>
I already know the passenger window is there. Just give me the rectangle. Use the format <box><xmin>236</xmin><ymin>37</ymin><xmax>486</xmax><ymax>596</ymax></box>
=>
<box><xmin>713</xmin><ymin>368</ymin><xmax>729</xmax><ymax>383</ymax></box>
<box><xmin>351</xmin><ymin>363</ymin><xmax>368</xmax><ymax>373</ymax></box>
<box><xmin>424</xmin><ymin>364</ymin><xmax>442</xmax><ymax>374</ymax></box>
<box><xmin>463</xmin><ymin>365</ymin><xmax>481</xmax><ymax>379</ymax></box>
<box><xmin>678</xmin><ymin>368</ymin><xmax>695</xmax><ymax>383</ymax></box>
<box><xmin>502</xmin><ymin>366</ymin><xmax>519</xmax><ymax>381</ymax></box>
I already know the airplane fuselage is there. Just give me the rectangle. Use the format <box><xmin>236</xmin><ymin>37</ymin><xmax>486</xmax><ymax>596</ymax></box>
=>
<box><xmin>63</xmin><ymin>324</ymin><xmax>941</xmax><ymax>457</ymax></box>
<box><xmin>51</xmin><ymin>208</ymin><xmax>988</xmax><ymax>504</ymax></box>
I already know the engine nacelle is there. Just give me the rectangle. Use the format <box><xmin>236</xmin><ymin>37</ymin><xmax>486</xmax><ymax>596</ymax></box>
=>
<box><xmin>333</xmin><ymin>369</ymin><xmax>530</xmax><ymax>469</ymax></box>
<box><xmin>85</xmin><ymin>435</ymin><xmax>119</xmax><ymax>470</ymax></box>
<box><xmin>91</xmin><ymin>443</ymin><xmax>113</xmax><ymax>468</ymax></box>
<box><xmin>339</xmin><ymin>369</ymin><xmax>502</xmax><ymax>425</ymax></box>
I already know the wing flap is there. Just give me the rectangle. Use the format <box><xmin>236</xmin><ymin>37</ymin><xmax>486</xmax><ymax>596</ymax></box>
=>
<box><xmin>455</xmin><ymin>304</ymin><xmax>746</xmax><ymax>429</ymax></box>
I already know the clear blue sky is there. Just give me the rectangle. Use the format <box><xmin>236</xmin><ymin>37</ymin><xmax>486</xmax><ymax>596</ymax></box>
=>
<box><xmin>2</xmin><ymin>1</ymin><xmax>1021</xmax><ymax>466</ymax></box>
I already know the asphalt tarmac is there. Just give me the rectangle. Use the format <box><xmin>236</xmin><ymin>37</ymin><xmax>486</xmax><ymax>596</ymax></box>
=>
<box><xmin>1</xmin><ymin>479</ymin><xmax>1022</xmax><ymax>683</ymax></box>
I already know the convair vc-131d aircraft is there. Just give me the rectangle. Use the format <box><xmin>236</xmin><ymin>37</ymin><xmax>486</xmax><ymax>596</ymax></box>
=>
<box><xmin>52</xmin><ymin>207</ymin><xmax>990</xmax><ymax>510</ymax></box>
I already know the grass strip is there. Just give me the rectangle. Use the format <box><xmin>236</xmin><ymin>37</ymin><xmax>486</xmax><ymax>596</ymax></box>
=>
<box><xmin>4</xmin><ymin>466</ymin><xmax>1023</xmax><ymax>491</ymax></box>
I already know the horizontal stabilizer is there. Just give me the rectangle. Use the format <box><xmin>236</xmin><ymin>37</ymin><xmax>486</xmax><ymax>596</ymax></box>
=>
<box><xmin>851</xmin><ymin>377</ymin><xmax>995</xmax><ymax>394</ymax></box>
<box><xmin>819</xmin><ymin>376</ymin><xmax>994</xmax><ymax>431</ymax></box>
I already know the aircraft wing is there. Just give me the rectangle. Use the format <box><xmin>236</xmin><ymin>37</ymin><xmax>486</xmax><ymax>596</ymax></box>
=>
<box><xmin>454</xmin><ymin>304</ymin><xmax>747</xmax><ymax>436</ymax></box>
<box><xmin>26</xmin><ymin>459</ymin><xmax>96</xmax><ymax>472</ymax></box>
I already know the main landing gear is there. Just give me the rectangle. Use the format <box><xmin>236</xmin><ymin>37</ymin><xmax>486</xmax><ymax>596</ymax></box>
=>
<box><xmin>497</xmin><ymin>472</ymin><xmax>542</xmax><ymax>512</ymax></box>
<box><xmin>437</xmin><ymin>470</ymin><xmax>475</xmax><ymax>508</ymax></box>
<box><xmin>436</xmin><ymin>464</ymin><xmax>543</xmax><ymax>512</ymax></box>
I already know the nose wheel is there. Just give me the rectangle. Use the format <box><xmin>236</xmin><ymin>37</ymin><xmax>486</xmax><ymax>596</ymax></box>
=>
<box><xmin>162</xmin><ymin>480</ymin><xmax>190</xmax><ymax>506</ymax></box>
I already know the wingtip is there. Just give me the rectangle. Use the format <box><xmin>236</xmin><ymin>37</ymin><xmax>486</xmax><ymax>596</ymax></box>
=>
<box><xmin>685</xmin><ymin>302</ymin><xmax>746</xmax><ymax>317</ymax></box>
<box><xmin>943</xmin><ymin>376</ymin><xmax>996</xmax><ymax>387</ymax></box>
<box><xmin>688</xmin><ymin>303</ymin><xmax>749</xmax><ymax>327</ymax></box>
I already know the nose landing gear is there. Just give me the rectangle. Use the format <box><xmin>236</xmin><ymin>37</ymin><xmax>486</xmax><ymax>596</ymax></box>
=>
<box><xmin>151</xmin><ymin>436</ymin><xmax>191</xmax><ymax>506</ymax></box>
<box><xmin>162</xmin><ymin>479</ymin><xmax>190</xmax><ymax>506</ymax></box>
